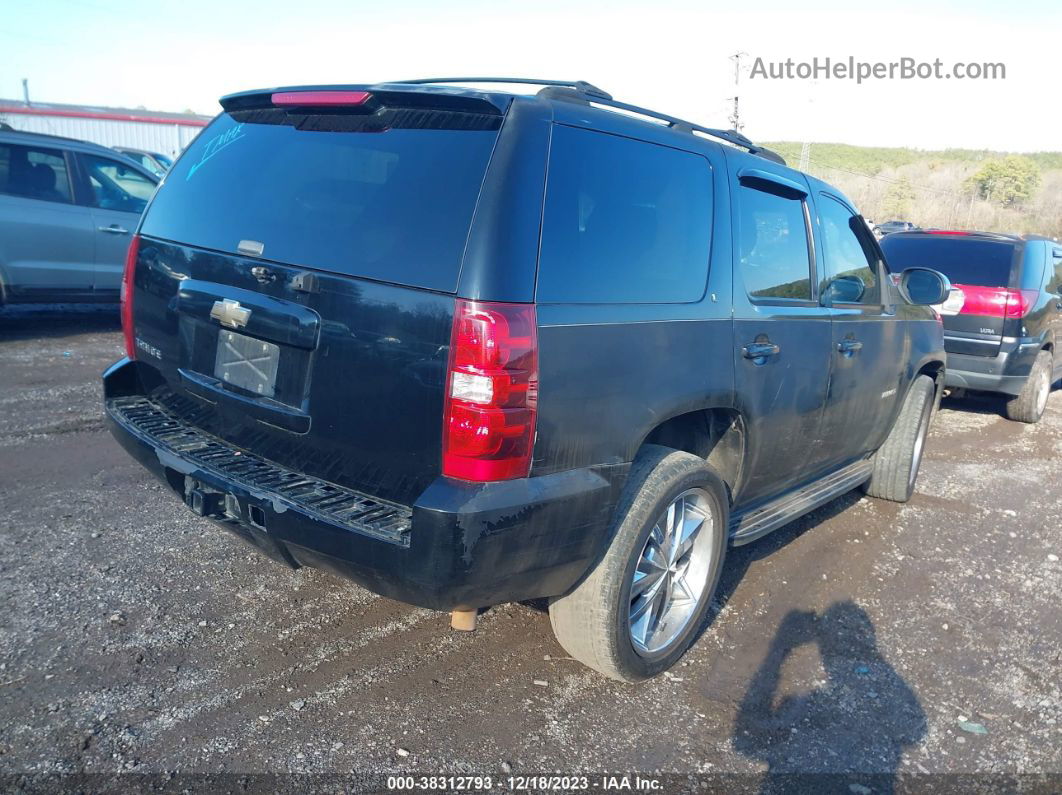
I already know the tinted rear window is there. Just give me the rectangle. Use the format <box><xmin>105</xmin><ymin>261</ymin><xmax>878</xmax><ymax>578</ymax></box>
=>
<box><xmin>536</xmin><ymin>125</ymin><xmax>712</xmax><ymax>304</ymax></box>
<box><xmin>140</xmin><ymin>112</ymin><xmax>499</xmax><ymax>292</ymax></box>
<box><xmin>880</xmin><ymin>235</ymin><xmax>1017</xmax><ymax>287</ymax></box>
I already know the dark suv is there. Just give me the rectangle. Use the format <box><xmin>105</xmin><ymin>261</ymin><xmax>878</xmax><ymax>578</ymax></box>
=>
<box><xmin>103</xmin><ymin>79</ymin><xmax>949</xmax><ymax>681</ymax></box>
<box><xmin>881</xmin><ymin>230</ymin><xmax>1061</xmax><ymax>423</ymax></box>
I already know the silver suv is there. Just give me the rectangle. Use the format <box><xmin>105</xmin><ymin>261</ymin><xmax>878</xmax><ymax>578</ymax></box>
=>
<box><xmin>0</xmin><ymin>130</ymin><xmax>158</xmax><ymax>304</ymax></box>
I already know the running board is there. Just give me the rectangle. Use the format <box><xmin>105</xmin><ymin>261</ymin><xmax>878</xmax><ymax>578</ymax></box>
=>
<box><xmin>729</xmin><ymin>460</ymin><xmax>873</xmax><ymax>546</ymax></box>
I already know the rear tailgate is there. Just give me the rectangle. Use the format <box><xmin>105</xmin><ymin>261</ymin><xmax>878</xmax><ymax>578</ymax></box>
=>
<box><xmin>126</xmin><ymin>90</ymin><xmax>505</xmax><ymax>505</ymax></box>
<box><xmin>881</xmin><ymin>234</ymin><xmax>1020</xmax><ymax>357</ymax></box>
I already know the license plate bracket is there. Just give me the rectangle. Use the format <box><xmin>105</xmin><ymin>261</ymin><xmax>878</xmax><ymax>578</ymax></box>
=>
<box><xmin>214</xmin><ymin>330</ymin><xmax>280</xmax><ymax>398</ymax></box>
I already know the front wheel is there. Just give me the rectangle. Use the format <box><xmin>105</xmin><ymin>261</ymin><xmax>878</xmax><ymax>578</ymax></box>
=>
<box><xmin>864</xmin><ymin>374</ymin><xmax>935</xmax><ymax>503</ymax></box>
<box><xmin>548</xmin><ymin>445</ymin><xmax>728</xmax><ymax>682</ymax></box>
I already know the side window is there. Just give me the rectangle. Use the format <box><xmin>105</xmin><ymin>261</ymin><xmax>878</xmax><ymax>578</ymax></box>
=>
<box><xmin>1053</xmin><ymin>249</ymin><xmax>1062</xmax><ymax>294</ymax></box>
<box><xmin>131</xmin><ymin>153</ymin><xmax>161</xmax><ymax>175</ymax></box>
<box><xmin>817</xmin><ymin>194</ymin><xmax>882</xmax><ymax>305</ymax></box>
<box><xmin>0</xmin><ymin>143</ymin><xmax>73</xmax><ymax>204</ymax></box>
<box><xmin>737</xmin><ymin>181</ymin><xmax>812</xmax><ymax>301</ymax></box>
<box><xmin>79</xmin><ymin>153</ymin><xmax>155</xmax><ymax>214</ymax></box>
<box><xmin>537</xmin><ymin>125</ymin><xmax>713</xmax><ymax>304</ymax></box>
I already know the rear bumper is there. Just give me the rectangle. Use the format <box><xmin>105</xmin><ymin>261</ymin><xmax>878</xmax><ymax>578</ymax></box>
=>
<box><xmin>943</xmin><ymin>338</ymin><xmax>1043</xmax><ymax>396</ymax></box>
<box><xmin>104</xmin><ymin>358</ymin><xmax>626</xmax><ymax>611</ymax></box>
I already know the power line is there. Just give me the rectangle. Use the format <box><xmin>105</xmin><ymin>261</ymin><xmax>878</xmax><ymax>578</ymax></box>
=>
<box><xmin>805</xmin><ymin>156</ymin><xmax>966</xmax><ymax>198</ymax></box>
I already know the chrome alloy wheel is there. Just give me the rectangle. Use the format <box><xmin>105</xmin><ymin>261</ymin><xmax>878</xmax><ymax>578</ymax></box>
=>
<box><xmin>629</xmin><ymin>488</ymin><xmax>716</xmax><ymax>656</ymax></box>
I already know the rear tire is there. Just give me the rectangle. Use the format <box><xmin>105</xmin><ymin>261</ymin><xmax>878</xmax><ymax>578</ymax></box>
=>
<box><xmin>864</xmin><ymin>374</ymin><xmax>935</xmax><ymax>503</ymax></box>
<box><xmin>548</xmin><ymin>445</ymin><xmax>728</xmax><ymax>682</ymax></box>
<box><xmin>1004</xmin><ymin>350</ymin><xmax>1053</xmax><ymax>424</ymax></box>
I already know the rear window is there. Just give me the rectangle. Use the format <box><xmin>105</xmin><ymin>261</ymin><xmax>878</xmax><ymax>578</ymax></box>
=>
<box><xmin>536</xmin><ymin>125</ymin><xmax>713</xmax><ymax>304</ymax></box>
<box><xmin>880</xmin><ymin>235</ymin><xmax>1017</xmax><ymax>287</ymax></box>
<box><xmin>140</xmin><ymin>112</ymin><xmax>499</xmax><ymax>292</ymax></box>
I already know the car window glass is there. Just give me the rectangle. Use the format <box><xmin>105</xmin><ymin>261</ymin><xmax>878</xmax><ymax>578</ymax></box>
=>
<box><xmin>80</xmin><ymin>154</ymin><xmax>155</xmax><ymax>213</ymax></box>
<box><xmin>537</xmin><ymin>125</ymin><xmax>713</xmax><ymax>304</ymax></box>
<box><xmin>136</xmin><ymin>154</ymin><xmax>165</xmax><ymax>174</ymax></box>
<box><xmin>880</xmin><ymin>236</ymin><xmax>1015</xmax><ymax>287</ymax></box>
<box><xmin>818</xmin><ymin>194</ymin><xmax>881</xmax><ymax>304</ymax></box>
<box><xmin>0</xmin><ymin>143</ymin><xmax>73</xmax><ymax>204</ymax></box>
<box><xmin>140</xmin><ymin>111</ymin><xmax>499</xmax><ymax>292</ymax></box>
<box><xmin>737</xmin><ymin>182</ymin><xmax>812</xmax><ymax>301</ymax></box>
<box><xmin>1053</xmin><ymin>250</ymin><xmax>1062</xmax><ymax>294</ymax></box>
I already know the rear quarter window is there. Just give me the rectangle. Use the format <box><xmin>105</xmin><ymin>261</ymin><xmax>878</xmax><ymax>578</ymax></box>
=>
<box><xmin>536</xmin><ymin>125</ymin><xmax>713</xmax><ymax>304</ymax></box>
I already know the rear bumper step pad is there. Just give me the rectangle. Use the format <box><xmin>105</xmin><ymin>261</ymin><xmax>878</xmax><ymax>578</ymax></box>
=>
<box><xmin>106</xmin><ymin>395</ymin><xmax>412</xmax><ymax>545</ymax></box>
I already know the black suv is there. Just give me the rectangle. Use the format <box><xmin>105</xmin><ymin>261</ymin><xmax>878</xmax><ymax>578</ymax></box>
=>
<box><xmin>881</xmin><ymin>230</ymin><xmax>1061</xmax><ymax>423</ymax></box>
<box><xmin>104</xmin><ymin>79</ymin><xmax>949</xmax><ymax>681</ymax></box>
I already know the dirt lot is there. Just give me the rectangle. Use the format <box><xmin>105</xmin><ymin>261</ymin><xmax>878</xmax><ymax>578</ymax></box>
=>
<box><xmin>1</xmin><ymin>307</ymin><xmax>1060</xmax><ymax>792</ymax></box>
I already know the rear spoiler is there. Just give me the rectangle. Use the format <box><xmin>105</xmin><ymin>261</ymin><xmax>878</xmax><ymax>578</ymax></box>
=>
<box><xmin>220</xmin><ymin>85</ymin><xmax>508</xmax><ymax>117</ymax></box>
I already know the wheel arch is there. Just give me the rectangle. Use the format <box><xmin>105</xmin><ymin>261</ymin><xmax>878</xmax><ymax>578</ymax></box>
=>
<box><xmin>636</xmin><ymin>407</ymin><xmax>747</xmax><ymax>503</ymax></box>
<box><xmin>915</xmin><ymin>358</ymin><xmax>946</xmax><ymax>411</ymax></box>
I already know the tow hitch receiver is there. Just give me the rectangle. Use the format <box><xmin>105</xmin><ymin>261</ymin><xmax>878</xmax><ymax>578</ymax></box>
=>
<box><xmin>184</xmin><ymin>478</ymin><xmax>226</xmax><ymax>518</ymax></box>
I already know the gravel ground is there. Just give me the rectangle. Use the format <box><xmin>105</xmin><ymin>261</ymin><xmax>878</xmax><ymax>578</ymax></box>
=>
<box><xmin>0</xmin><ymin>307</ymin><xmax>1059</xmax><ymax>793</ymax></box>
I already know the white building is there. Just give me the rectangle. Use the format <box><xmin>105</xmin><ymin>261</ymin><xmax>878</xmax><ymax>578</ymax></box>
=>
<box><xmin>0</xmin><ymin>99</ymin><xmax>212</xmax><ymax>158</ymax></box>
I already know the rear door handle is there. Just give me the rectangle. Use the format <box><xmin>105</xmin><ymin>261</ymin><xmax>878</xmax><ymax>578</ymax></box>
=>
<box><xmin>98</xmin><ymin>225</ymin><xmax>129</xmax><ymax>234</ymax></box>
<box><xmin>742</xmin><ymin>342</ymin><xmax>781</xmax><ymax>363</ymax></box>
<box><xmin>837</xmin><ymin>339</ymin><xmax>864</xmax><ymax>356</ymax></box>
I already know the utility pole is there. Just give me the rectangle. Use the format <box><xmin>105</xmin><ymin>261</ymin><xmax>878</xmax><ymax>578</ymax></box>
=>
<box><xmin>22</xmin><ymin>78</ymin><xmax>31</xmax><ymax>105</ymax></box>
<box><xmin>728</xmin><ymin>52</ymin><xmax>748</xmax><ymax>132</ymax></box>
<box><xmin>727</xmin><ymin>96</ymin><xmax>742</xmax><ymax>133</ymax></box>
<box><xmin>799</xmin><ymin>141</ymin><xmax>811</xmax><ymax>172</ymax></box>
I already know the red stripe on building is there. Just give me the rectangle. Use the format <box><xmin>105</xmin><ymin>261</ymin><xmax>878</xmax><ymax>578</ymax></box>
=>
<box><xmin>0</xmin><ymin>105</ymin><xmax>209</xmax><ymax>127</ymax></box>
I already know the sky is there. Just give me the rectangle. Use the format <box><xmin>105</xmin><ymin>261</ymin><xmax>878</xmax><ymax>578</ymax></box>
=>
<box><xmin>2</xmin><ymin>0</ymin><xmax>1060</xmax><ymax>152</ymax></box>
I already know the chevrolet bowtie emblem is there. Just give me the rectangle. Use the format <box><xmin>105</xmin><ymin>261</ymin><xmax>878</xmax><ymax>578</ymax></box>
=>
<box><xmin>210</xmin><ymin>299</ymin><xmax>251</xmax><ymax>329</ymax></box>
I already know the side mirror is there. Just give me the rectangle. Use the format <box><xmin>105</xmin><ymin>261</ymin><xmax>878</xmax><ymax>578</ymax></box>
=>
<box><xmin>823</xmin><ymin>274</ymin><xmax>866</xmax><ymax>305</ymax></box>
<box><xmin>899</xmin><ymin>267</ymin><xmax>951</xmax><ymax>306</ymax></box>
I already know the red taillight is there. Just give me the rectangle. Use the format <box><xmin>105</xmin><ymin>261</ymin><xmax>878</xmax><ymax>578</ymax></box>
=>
<box><xmin>120</xmin><ymin>234</ymin><xmax>140</xmax><ymax>359</ymax></box>
<box><xmin>442</xmin><ymin>299</ymin><xmax>537</xmax><ymax>482</ymax></box>
<box><xmin>271</xmin><ymin>90</ymin><xmax>371</xmax><ymax>106</ymax></box>
<box><xmin>926</xmin><ymin>230</ymin><xmax>972</xmax><ymax>236</ymax></box>
<box><xmin>1005</xmin><ymin>289</ymin><xmax>1039</xmax><ymax>318</ymax></box>
<box><xmin>953</xmin><ymin>284</ymin><xmax>1037</xmax><ymax>319</ymax></box>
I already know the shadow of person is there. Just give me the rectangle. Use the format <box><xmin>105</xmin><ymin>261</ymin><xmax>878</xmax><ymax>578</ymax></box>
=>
<box><xmin>733</xmin><ymin>602</ymin><xmax>926</xmax><ymax>794</ymax></box>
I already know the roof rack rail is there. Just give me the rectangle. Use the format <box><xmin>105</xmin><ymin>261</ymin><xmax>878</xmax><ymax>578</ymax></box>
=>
<box><xmin>538</xmin><ymin>85</ymin><xmax>785</xmax><ymax>165</ymax></box>
<box><xmin>396</xmin><ymin>77</ymin><xmax>613</xmax><ymax>100</ymax></box>
<box><xmin>392</xmin><ymin>78</ymin><xmax>785</xmax><ymax>165</ymax></box>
